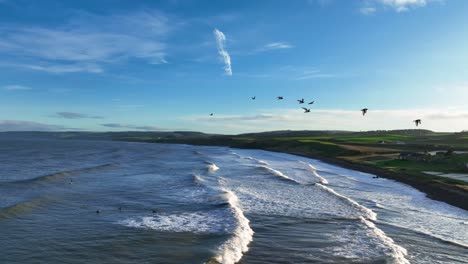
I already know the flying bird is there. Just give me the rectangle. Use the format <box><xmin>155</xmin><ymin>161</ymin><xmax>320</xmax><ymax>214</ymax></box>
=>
<box><xmin>298</xmin><ymin>98</ymin><xmax>305</xmax><ymax>104</ymax></box>
<box><xmin>302</xmin><ymin>107</ymin><xmax>311</xmax><ymax>113</ymax></box>
<box><xmin>414</xmin><ymin>119</ymin><xmax>422</xmax><ymax>127</ymax></box>
<box><xmin>308</xmin><ymin>101</ymin><xmax>315</xmax><ymax>105</ymax></box>
<box><xmin>361</xmin><ymin>108</ymin><xmax>368</xmax><ymax>116</ymax></box>
<box><xmin>277</xmin><ymin>96</ymin><xmax>284</xmax><ymax>100</ymax></box>
<box><xmin>210</xmin><ymin>113</ymin><xmax>214</xmax><ymax>116</ymax></box>
<box><xmin>251</xmin><ymin>96</ymin><xmax>256</xmax><ymax>100</ymax></box>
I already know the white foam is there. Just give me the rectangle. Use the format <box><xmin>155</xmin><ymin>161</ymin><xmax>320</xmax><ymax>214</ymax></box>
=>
<box><xmin>316</xmin><ymin>183</ymin><xmax>377</xmax><ymax>221</ymax></box>
<box><xmin>244</xmin><ymin>156</ymin><xmax>269</xmax><ymax>165</ymax></box>
<box><xmin>260</xmin><ymin>166</ymin><xmax>300</xmax><ymax>184</ymax></box>
<box><xmin>213</xmin><ymin>189</ymin><xmax>254</xmax><ymax>264</ymax></box>
<box><xmin>207</xmin><ymin>163</ymin><xmax>219</xmax><ymax>172</ymax></box>
<box><xmin>360</xmin><ymin>217</ymin><xmax>410</xmax><ymax>264</ymax></box>
<box><xmin>299</xmin><ymin>161</ymin><xmax>329</xmax><ymax>184</ymax></box>
<box><xmin>230</xmin><ymin>152</ymin><xmax>242</xmax><ymax>158</ymax></box>
<box><xmin>193</xmin><ymin>174</ymin><xmax>205</xmax><ymax>184</ymax></box>
<box><xmin>120</xmin><ymin>211</ymin><xmax>234</xmax><ymax>234</ymax></box>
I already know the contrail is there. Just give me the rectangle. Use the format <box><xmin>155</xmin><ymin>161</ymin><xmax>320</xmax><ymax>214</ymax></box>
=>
<box><xmin>213</xmin><ymin>28</ymin><xmax>232</xmax><ymax>76</ymax></box>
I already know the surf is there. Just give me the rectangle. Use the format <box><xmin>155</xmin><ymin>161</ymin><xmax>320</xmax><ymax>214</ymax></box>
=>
<box><xmin>299</xmin><ymin>161</ymin><xmax>329</xmax><ymax>184</ymax></box>
<box><xmin>259</xmin><ymin>165</ymin><xmax>301</xmax><ymax>184</ymax></box>
<box><xmin>316</xmin><ymin>183</ymin><xmax>377</xmax><ymax>221</ymax></box>
<box><xmin>210</xmin><ymin>189</ymin><xmax>254</xmax><ymax>264</ymax></box>
<box><xmin>359</xmin><ymin>217</ymin><xmax>410</xmax><ymax>264</ymax></box>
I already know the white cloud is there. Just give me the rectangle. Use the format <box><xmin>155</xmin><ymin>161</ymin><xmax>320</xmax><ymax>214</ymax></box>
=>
<box><xmin>294</xmin><ymin>69</ymin><xmax>335</xmax><ymax>80</ymax></box>
<box><xmin>3</xmin><ymin>85</ymin><xmax>32</xmax><ymax>90</ymax></box>
<box><xmin>360</xmin><ymin>0</ymin><xmax>440</xmax><ymax>14</ymax></box>
<box><xmin>19</xmin><ymin>63</ymin><xmax>103</xmax><ymax>74</ymax></box>
<box><xmin>263</xmin><ymin>42</ymin><xmax>293</xmax><ymax>50</ymax></box>
<box><xmin>0</xmin><ymin>11</ymin><xmax>171</xmax><ymax>73</ymax></box>
<box><xmin>213</xmin><ymin>28</ymin><xmax>232</xmax><ymax>76</ymax></box>
<box><xmin>187</xmin><ymin>108</ymin><xmax>468</xmax><ymax>133</ymax></box>
<box><xmin>380</xmin><ymin>0</ymin><xmax>427</xmax><ymax>12</ymax></box>
<box><xmin>360</xmin><ymin>6</ymin><xmax>377</xmax><ymax>15</ymax></box>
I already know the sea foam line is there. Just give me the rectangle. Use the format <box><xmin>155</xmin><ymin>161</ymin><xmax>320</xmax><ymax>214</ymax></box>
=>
<box><xmin>360</xmin><ymin>217</ymin><xmax>410</xmax><ymax>264</ymax></box>
<box><xmin>316</xmin><ymin>183</ymin><xmax>377</xmax><ymax>221</ymax></box>
<box><xmin>260</xmin><ymin>166</ymin><xmax>301</xmax><ymax>184</ymax></box>
<box><xmin>299</xmin><ymin>161</ymin><xmax>329</xmax><ymax>184</ymax></box>
<box><xmin>244</xmin><ymin>156</ymin><xmax>269</xmax><ymax>165</ymax></box>
<box><xmin>211</xmin><ymin>189</ymin><xmax>254</xmax><ymax>264</ymax></box>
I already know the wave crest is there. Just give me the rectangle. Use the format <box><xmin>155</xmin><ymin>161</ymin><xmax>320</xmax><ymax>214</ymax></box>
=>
<box><xmin>299</xmin><ymin>161</ymin><xmax>329</xmax><ymax>184</ymax></box>
<box><xmin>316</xmin><ymin>183</ymin><xmax>377</xmax><ymax>221</ymax></box>
<box><xmin>212</xmin><ymin>189</ymin><xmax>254</xmax><ymax>264</ymax></box>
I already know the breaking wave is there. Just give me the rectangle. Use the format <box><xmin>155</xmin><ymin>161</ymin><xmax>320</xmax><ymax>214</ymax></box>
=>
<box><xmin>210</xmin><ymin>189</ymin><xmax>254</xmax><ymax>264</ymax></box>
<box><xmin>259</xmin><ymin>166</ymin><xmax>301</xmax><ymax>184</ymax></box>
<box><xmin>244</xmin><ymin>156</ymin><xmax>269</xmax><ymax>165</ymax></box>
<box><xmin>299</xmin><ymin>161</ymin><xmax>329</xmax><ymax>184</ymax></box>
<box><xmin>360</xmin><ymin>217</ymin><xmax>410</xmax><ymax>264</ymax></box>
<box><xmin>316</xmin><ymin>183</ymin><xmax>377</xmax><ymax>221</ymax></box>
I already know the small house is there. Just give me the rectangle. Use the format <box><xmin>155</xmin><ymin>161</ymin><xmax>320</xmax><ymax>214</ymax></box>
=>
<box><xmin>399</xmin><ymin>152</ymin><xmax>429</xmax><ymax>161</ymax></box>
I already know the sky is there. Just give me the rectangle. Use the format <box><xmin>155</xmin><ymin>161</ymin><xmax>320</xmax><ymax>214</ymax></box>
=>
<box><xmin>1</xmin><ymin>0</ymin><xmax>467</xmax><ymax>134</ymax></box>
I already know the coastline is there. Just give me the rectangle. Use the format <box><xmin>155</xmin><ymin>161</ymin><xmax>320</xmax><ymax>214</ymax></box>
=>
<box><xmin>152</xmin><ymin>138</ymin><xmax>468</xmax><ymax>211</ymax></box>
<box><xmin>259</xmin><ymin>147</ymin><xmax>468</xmax><ymax>211</ymax></box>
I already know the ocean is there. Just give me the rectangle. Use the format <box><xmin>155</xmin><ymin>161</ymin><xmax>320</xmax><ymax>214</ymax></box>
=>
<box><xmin>0</xmin><ymin>139</ymin><xmax>467</xmax><ymax>264</ymax></box>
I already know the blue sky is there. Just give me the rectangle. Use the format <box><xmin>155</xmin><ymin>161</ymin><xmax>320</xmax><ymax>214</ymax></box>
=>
<box><xmin>1</xmin><ymin>0</ymin><xmax>467</xmax><ymax>133</ymax></box>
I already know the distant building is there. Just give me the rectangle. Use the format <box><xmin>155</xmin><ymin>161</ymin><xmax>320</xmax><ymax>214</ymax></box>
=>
<box><xmin>399</xmin><ymin>152</ymin><xmax>430</xmax><ymax>161</ymax></box>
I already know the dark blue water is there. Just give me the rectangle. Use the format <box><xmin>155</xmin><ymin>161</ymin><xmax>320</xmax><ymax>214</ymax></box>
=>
<box><xmin>0</xmin><ymin>139</ymin><xmax>467</xmax><ymax>263</ymax></box>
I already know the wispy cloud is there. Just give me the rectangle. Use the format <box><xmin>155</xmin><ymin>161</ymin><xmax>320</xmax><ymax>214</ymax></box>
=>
<box><xmin>54</xmin><ymin>112</ymin><xmax>103</xmax><ymax>119</ymax></box>
<box><xmin>362</xmin><ymin>0</ymin><xmax>438</xmax><ymax>13</ymax></box>
<box><xmin>21</xmin><ymin>63</ymin><xmax>103</xmax><ymax>74</ymax></box>
<box><xmin>213</xmin><ymin>28</ymin><xmax>232</xmax><ymax>76</ymax></box>
<box><xmin>101</xmin><ymin>123</ymin><xmax>164</xmax><ymax>131</ymax></box>
<box><xmin>263</xmin><ymin>42</ymin><xmax>293</xmax><ymax>50</ymax></box>
<box><xmin>0</xmin><ymin>11</ymin><xmax>171</xmax><ymax>73</ymax></box>
<box><xmin>380</xmin><ymin>0</ymin><xmax>427</xmax><ymax>12</ymax></box>
<box><xmin>3</xmin><ymin>85</ymin><xmax>32</xmax><ymax>90</ymax></box>
<box><xmin>360</xmin><ymin>6</ymin><xmax>377</xmax><ymax>15</ymax></box>
<box><xmin>294</xmin><ymin>69</ymin><xmax>335</xmax><ymax>80</ymax></box>
<box><xmin>0</xmin><ymin>120</ymin><xmax>67</xmax><ymax>131</ymax></box>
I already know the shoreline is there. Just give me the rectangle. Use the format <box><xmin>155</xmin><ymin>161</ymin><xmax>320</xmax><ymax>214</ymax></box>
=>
<box><xmin>151</xmin><ymin>138</ymin><xmax>467</xmax><ymax>211</ymax></box>
<box><xmin>238</xmin><ymin>146</ymin><xmax>468</xmax><ymax>211</ymax></box>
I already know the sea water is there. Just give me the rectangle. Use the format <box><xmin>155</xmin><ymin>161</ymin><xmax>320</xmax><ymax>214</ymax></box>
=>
<box><xmin>0</xmin><ymin>139</ymin><xmax>467</xmax><ymax>263</ymax></box>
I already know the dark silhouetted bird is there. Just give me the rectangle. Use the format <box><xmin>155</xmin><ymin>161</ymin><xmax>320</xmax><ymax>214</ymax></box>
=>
<box><xmin>210</xmin><ymin>113</ymin><xmax>213</xmax><ymax>116</ymax></box>
<box><xmin>414</xmin><ymin>119</ymin><xmax>422</xmax><ymax>127</ymax></box>
<box><xmin>251</xmin><ymin>96</ymin><xmax>256</xmax><ymax>100</ymax></box>
<box><xmin>361</xmin><ymin>108</ymin><xmax>368</xmax><ymax>116</ymax></box>
<box><xmin>308</xmin><ymin>101</ymin><xmax>315</xmax><ymax>105</ymax></box>
<box><xmin>302</xmin><ymin>107</ymin><xmax>311</xmax><ymax>113</ymax></box>
<box><xmin>277</xmin><ymin>96</ymin><xmax>284</xmax><ymax>100</ymax></box>
<box><xmin>298</xmin><ymin>98</ymin><xmax>305</xmax><ymax>104</ymax></box>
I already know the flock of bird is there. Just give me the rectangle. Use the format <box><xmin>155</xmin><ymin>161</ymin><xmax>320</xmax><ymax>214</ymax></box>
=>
<box><xmin>210</xmin><ymin>96</ymin><xmax>423</xmax><ymax>127</ymax></box>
